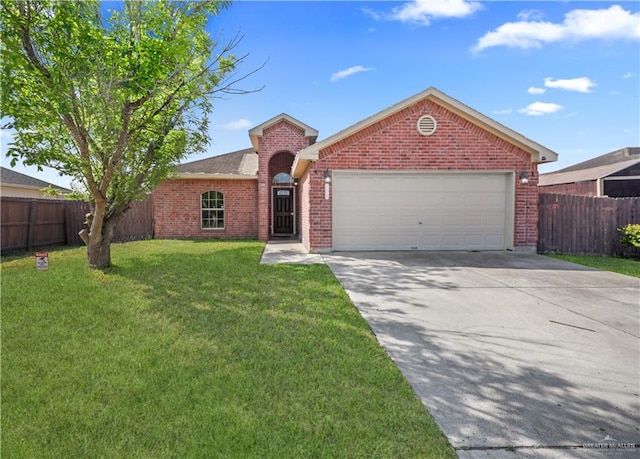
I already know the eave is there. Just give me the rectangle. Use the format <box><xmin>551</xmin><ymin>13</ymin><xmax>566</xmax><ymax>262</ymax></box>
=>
<box><xmin>292</xmin><ymin>87</ymin><xmax>558</xmax><ymax>178</ymax></box>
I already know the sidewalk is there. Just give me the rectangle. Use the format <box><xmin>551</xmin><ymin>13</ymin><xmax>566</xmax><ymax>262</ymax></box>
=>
<box><xmin>259</xmin><ymin>241</ymin><xmax>326</xmax><ymax>265</ymax></box>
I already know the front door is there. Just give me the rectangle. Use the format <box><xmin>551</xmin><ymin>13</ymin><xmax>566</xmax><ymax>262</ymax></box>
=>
<box><xmin>272</xmin><ymin>187</ymin><xmax>294</xmax><ymax>234</ymax></box>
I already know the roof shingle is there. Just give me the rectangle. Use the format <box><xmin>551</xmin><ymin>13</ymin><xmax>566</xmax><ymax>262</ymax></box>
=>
<box><xmin>177</xmin><ymin>148</ymin><xmax>257</xmax><ymax>176</ymax></box>
<box><xmin>0</xmin><ymin>167</ymin><xmax>71</xmax><ymax>192</ymax></box>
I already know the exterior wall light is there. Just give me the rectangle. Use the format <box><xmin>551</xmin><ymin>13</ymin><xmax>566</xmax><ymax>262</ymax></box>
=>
<box><xmin>323</xmin><ymin>170</ymin><xmax>331</xmax><ymax>200</ymax></box>
<box><xmin>519</xmin><ymin>171</ymin><xmax>530</xmax><ymax>185</ymax></box>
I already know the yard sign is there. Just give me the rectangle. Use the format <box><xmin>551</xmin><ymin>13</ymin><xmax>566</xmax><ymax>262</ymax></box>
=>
<box><xmin>35</xmin><ymin>252</ymin><xmax>49</xmax><ymax>271</ymax></box>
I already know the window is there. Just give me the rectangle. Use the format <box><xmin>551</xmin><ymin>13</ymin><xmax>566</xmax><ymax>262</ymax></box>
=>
<box><xmin>272</xmin><ymin>172</ymin><xmax>294</xmax><ymax>185</ymax></box>
<box><xmin>201</xmin><ymin>191</ymin><xmax>224</xmax><ymax>229</ymax></box>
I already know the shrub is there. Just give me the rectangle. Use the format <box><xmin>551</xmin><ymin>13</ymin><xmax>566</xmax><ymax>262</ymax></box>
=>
<box><xmin>618</xmin><ymin>223</ymin><xmax>640</xmax><ymax>248</ymax></box>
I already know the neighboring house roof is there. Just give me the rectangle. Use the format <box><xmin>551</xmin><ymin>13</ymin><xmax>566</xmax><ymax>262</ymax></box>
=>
<box><xmin>292</xmin><ymin>86</ymin><xmax>559</xmax><ymax>178</ymax></box>
<box><xmin>551</xmin><ymin>147</ymin><xmax>640</xmax><ymax>173</ymax></box>
<box><xmin>177</xmin><ymin>148</ymin><xmax>258</xmax><ymax>179</ymax></box>
<box><xmin>539</xmin><ymin>147</ymin><xmax>640</xmax><ymax>186</ymax></box>
<box><xmin>249</xmin><ymin>113</ymin><xmax>318</xmax><ymax>151</ymax></box>
<box><xmin>538</xmin><ymin>157</ymin><xmax>640</xmax><ymax>186</ymax></box>
<box><xmin>0</xmin><ymin>166</ymin><xmax>71</xmax><ymax>193</ymax></box>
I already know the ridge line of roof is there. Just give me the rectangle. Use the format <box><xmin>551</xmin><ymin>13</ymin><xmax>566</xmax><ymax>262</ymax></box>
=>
<box><xmin>295</xmin><ymin>86</ymin><xmax>557</xmax><ymax>161</ymax></box>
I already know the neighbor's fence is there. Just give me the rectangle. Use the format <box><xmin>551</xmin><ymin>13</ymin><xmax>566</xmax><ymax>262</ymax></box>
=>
<box><xmin>538</xmin><ymin>193</ymin><xmax>640</xmax><ymax>256</ymax></box>
<box><xmin>1</xmin><ymin>197</ymin><xmax>153</xmax><ymax>253</ymax></box>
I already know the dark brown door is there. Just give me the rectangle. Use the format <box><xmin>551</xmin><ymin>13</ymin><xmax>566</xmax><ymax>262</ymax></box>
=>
<box><xmin>273</xmin><ymin>187</ymin><xmax>294</xmax><ymax>234</ymax></box>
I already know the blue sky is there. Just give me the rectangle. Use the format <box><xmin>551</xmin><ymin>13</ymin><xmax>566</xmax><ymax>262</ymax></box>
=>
<box><xmin>2</xmin><ymin>1</ymin><xmax>639</xmax><ymax>189</ymax></box>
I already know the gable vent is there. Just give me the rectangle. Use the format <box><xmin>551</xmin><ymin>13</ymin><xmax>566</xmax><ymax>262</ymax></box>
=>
<box><xmin>417</xmin><ymin>115</ymin><xmax>437</xmax><ymax>136</ymax></box>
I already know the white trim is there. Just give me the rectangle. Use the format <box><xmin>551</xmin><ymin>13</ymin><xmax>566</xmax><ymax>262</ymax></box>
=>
<box><xmin>270</xmin><ymin>185</ymin><xmax>296</xmax><ymax>236</ymax></box>
<box><xmin>417</xmin><ymin>115</ymin><xmax>437</xmax><ymax>136</ymax></box>
<box><xmin>249</xmin><ymin>113</ymin><xmax>318</xmax><ymax>150</ymax></box>
<box><xmin>602</xmin><ymin>175</ymin><xmax>640</xmax><ymax>181</ymax></box>
<box><xmin>200</xmin><ymin>190</ymin><xmax>225</xmax><ymax>230</ymax></box>
<box><xmin>292</xmin><ymin>87</ymin><xmax>558</xmax><ymax>178</ymax></box>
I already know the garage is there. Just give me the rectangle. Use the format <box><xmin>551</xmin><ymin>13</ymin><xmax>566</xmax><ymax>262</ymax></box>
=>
<box><xmin>332</xmin><ymin>171</ymin><xmax>514</xmax><ymax>251</ymax></box>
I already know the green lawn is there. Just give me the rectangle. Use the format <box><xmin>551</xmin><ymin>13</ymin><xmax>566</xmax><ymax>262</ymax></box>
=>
<box><xmin>1</xmin><ymin>240</ymin><xmax>455</xmax><ymax>458</ymax></box>
<box><xmin>545</xmin><ymin>253</ymin><xmax>640</xmax><ymax>278</ymax></box>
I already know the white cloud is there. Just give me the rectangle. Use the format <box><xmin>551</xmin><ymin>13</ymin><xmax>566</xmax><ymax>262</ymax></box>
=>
<box><xmin>362</xmin><ymin>8</ymin><xmax>382</xmax><ymax>21</ymax></box>
<box><xmin>493</xmin><ymin>108</ymin><xmax>512</xmax><ymax>115</ymax></box>
<box><xmin>330</xmin><ymin>65</ymin><xmax>372</xmax><ymax>82</ymax></box>
<box><xmin>519</xmin><ymin>102</ymin><xmax>563</xmax><ymax>116</ymax></box>
<box><xmin>623</xmin><ymin>72</ymin><xmax>637</xmax><ymax>79</ymax></box>
<box><xmin>517</xmin><ymin>9</ymin><xmax>544</xmax><ymax>22</ymax></box>
<box><xmin>528</xmin><ymin>87</ymin><xmax>546</xmax><ymax>95</ymax></box>
<box><xmin>217</xmin><ymin>119</ymin><xmax>253</xmax><ymax>130</ymax></box>
<box><xmin>473</xmin><ymin>5</ymin><xmax>640</xmax><ymax>51</ymax></box>
<box><xmin>365</xmin><ymin>0</ymin><xmax>481</xmax><ymax>26</ymax></box>
<box><xmin>544</xmin><ymin>77</ymin><xmax>596</xmax><ymax>93</ymax></box>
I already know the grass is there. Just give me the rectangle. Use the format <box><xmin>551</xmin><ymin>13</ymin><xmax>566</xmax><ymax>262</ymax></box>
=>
<box><xmin>1</xmin><ymin>240</ymin><xmax>455</xmax><ymax>458</ymax></box>
<box><xmin>545</xmin><ymin>253</ymin><xmax>640</xmax><ymax>278</ymax></box>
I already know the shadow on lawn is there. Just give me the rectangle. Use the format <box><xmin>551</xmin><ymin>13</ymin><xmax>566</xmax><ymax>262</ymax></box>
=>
<box><xmin>105</xmin><ymin>242</ymin><xmax>376</xmax><ymax>363</ymax></box>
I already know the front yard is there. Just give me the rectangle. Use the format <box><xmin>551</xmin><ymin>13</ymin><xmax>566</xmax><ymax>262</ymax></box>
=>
<box><xmin>1</xmin><ymin>240</ymin><xmax>454</xmax><ymax>458</ymax></box>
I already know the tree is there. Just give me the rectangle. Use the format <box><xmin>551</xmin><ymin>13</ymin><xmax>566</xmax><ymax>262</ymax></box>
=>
<box><xmin>1</xmin><ymin>0</ymin><xmax>260</xmax><ymax>268</ymax></box>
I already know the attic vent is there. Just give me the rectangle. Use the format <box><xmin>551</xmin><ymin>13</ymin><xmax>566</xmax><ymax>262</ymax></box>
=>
<box><xmin>417</xmin><ymin>115</ymin><xmax>437</xmax><ymax>136</ymax></box>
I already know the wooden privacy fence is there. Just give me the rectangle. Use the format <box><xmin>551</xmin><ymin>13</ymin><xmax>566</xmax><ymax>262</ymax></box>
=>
<box><xmin>538</xmin><ymin>193</ymin><xmax>640</xmax><ymax>256</ymax></box>
<box><xmin>1</xmin><ymin>197</ymin><xmax>153</xmax><ymax>253</ymax></box>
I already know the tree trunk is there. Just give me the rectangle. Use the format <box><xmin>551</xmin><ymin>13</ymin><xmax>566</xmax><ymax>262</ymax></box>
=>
<box><xmin>79</xmin><ymin>202</ymin><xmax>127</xmax><ymax>269</ymax></box>
<box><xmin>87</xmin><ymin>233</ymin><xmax>113</xmax><ymax>269</ymax></box>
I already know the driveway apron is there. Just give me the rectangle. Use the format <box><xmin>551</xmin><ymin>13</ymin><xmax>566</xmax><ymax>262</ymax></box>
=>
<box><xmin>324</xmin><ymin>251</ymin><xmax>640</xmax><ymax>458</ymax></box>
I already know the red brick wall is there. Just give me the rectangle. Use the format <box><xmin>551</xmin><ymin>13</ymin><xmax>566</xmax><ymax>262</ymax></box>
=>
<box><xmin>299</xmin><ymin>168</ymin><xmax>312</xmax><ymax>250</ymax></box>
<box><xmin>305</xmin><ymin>98</ymin><xmax>538</xmax><ymax>251</ymax></box>
<box><xmin>538</xmin><ymin>182</ymin><xmax>597</xmax><ymax>196</ymax></box>
<box><xmin>153</xmin><ymin>178</ymin><xmax>258</xmax><ymax>239</ymax></box>
<box><xmin>257</xmin><ymin>120</ymin><xmax>312</xmax><ymax>240</ymax></box>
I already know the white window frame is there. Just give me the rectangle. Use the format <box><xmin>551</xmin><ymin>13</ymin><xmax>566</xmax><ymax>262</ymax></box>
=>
<box><xmin>201</xmin><ymin>191</ymin><xmax>225</xmax><ymax>230</ymax></box>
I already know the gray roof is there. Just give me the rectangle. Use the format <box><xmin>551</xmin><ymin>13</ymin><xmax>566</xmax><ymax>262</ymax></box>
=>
<box><xmin>539</xmin><ymin>147</ymin><xmax>640</xmax><ymax>186</ymax></box>
<box><xmin>539</xmin><ymin>158</ymin><xmax>640</xmax><ymax>186</ymax></box>
<box><xmin>552</xmin><ymin>147</ymin><xmax>640</xmax><ymax>173</ymax></box>
<box><xmin>0</xmin><ymin>166</ymin><xmax>71</xmax><ymax>192</ymax></box>
<box><xmin>178</xmin><ymin>148</ymin><xmax>258</xmax><ymax>177</ymax></box>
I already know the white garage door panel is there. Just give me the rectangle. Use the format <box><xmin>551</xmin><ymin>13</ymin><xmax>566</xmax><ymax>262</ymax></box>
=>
<box><xmin>333</xmin><ymin>172</ymin><xmax>512</xmax><ymax>251</ymax></box>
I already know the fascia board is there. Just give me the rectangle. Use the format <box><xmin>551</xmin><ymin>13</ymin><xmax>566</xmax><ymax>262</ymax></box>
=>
<box><xmin>294</xmin><ymin>87</ymin><xmax>558</xmax><ymax>165</ymax></box>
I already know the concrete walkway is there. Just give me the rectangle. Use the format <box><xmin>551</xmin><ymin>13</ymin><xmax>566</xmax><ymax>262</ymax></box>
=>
<box><xmin>259</xmin><ymin>241</ymin><xmax>326</xmax><ymax>265</ymax></box>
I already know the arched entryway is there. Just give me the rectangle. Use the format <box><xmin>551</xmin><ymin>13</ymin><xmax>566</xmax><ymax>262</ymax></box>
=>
<box><xmin>268</xmin><ymin>152</ymin><xmax>296</xmax><ymax>236</ymax></box>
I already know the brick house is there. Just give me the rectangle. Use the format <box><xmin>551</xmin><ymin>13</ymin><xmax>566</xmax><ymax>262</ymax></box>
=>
<box><xmin>153</xmin><ymin>87</ymin><xmax>558</xmax><ymax>252</ymax></box>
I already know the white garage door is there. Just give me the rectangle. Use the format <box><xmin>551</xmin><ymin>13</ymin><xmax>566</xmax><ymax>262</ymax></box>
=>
<box><xmin>333</xmin><ymin>171</ymin><xmax>514</xmax><ymax>251</ymax></box>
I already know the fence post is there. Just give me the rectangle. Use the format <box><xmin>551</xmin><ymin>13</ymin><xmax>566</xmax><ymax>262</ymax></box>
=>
<box><xmin>26</xmin><ymin>200</ymin><xmax>37</xmax><ymax>251</ymax></box>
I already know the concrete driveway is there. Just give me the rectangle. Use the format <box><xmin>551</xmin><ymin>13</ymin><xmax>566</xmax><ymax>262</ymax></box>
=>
<box><xmin>324</xmin><ymin>251</ymin><xmax>639</xmax><ymax>458</ymax></box>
